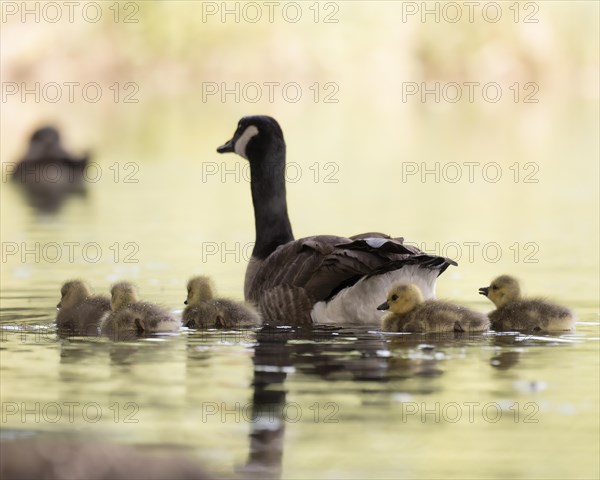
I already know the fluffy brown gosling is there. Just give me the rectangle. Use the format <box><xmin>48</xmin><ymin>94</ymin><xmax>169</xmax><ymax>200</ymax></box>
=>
<box><xmin>183</xmin><ymin>276</ymin><xmax>261</xmax><ymax>329</ymax></box>
<box><xmin>56</xmin><ymin>280</ymin><xmax>110</xmax><ymax>336</ymax></box>
<box><xmin>479</xmin><ymin>275</ymin><xmax>575</xmax><ymax>332</ymax></box>
<box><xmin>378</xmin><ymin>283</ymin><xmax>489</xmax><ymax>333</ymax></box>
<box><xmin>100</xmin><ymin>282</ymin><xmax>180</xmax><ymax>337</ymax></box>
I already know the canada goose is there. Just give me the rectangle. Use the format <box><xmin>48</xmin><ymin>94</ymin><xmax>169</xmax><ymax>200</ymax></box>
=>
<box><xmin>100</xmin><ymin>282</ymin><xmax>180</xmax><ymax>337</ymax></box>
<box><xmin>479</xmin><ymin>275</ymin><xmax>575</xmax><ymax>332</ymax></box>
<box><xmin>183</xmin><ymin>276</ymin><xmax>261</xmax><ymax>329</ymax></box>
<box><xmin>12</xmin><ymin>126</ymin><xmax>89</xmax><ymax>184</ymax></box>
<box><xmin>216</xmin><ymin>116</ymin><xmax>457</xmax><ymax>325</ymax></box>
<box><xmin>56</xmin><ymin>280</ymin><xmax>111</xmax><ymax>335</ymax></box>
<box><xmin>377</xmin><ymin>283</ymin><xmax>489</xmax><ymax>333</ymax></box>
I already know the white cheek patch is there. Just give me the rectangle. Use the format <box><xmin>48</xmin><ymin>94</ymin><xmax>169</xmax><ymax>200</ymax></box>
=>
<box><xmin>234</xmin><ymin>125</ymin><xmax>259</xmax><ymax>159</ymax></box>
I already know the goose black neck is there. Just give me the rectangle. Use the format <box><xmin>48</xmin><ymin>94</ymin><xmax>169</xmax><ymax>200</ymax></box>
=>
<box><xmin>248</xmin><ymin>142</ymin><xmax>294</xmax><ymax>260</ymax></box>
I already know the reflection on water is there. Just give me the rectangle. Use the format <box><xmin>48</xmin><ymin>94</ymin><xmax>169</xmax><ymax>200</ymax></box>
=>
<box><xmin>1</xmin><ymin>317</ymin><xmax>598</xmax><ymax>478</ymax></box>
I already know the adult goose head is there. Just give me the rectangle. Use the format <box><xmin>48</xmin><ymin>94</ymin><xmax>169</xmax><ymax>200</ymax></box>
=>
<box><xmin>217</xmin><ymin>115</ymin><xmax>457</xmax><ymax>326</ymax></box>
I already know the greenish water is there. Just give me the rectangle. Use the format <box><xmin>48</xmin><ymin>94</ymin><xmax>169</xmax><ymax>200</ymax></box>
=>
<box><xmin>1</xmin><ymin>2</ymin><xmax>599</xmax><ymax>479</ymax></box>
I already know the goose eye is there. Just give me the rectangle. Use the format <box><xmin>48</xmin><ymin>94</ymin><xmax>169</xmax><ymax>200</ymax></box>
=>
<box><xmin>491</xmin><ymin>285</ymin><xmax>498</xmax><ymax>290</ymax></box>
<box><xmin>391</xmin><ymin>294</ymin><xmax>398</xmax><ymax>301</ymax></box>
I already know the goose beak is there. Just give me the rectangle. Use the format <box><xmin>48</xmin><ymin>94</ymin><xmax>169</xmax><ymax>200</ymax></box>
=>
<box><xmin>217</xmin><ymin>139</ymin><xmax>234</xmax><ymax>154</ymax></box>
<box><xmin>56</xmin><ymin>302</ymin><xmax>61</xmax><ymax>309</ymax></box>
<box><xmin>478</xmin><ymin>287</ymin><xmax>489</xmax><ymax>297</ymax></box>
<box><xmin>377</xmin><ymin>301</ymin><xmax>389</xmax><ymax>311</ymax></box>
<box><xmin>184</xmin><ymin>300</ymin><xmax>188</xmax><ymax>305</ymax></box>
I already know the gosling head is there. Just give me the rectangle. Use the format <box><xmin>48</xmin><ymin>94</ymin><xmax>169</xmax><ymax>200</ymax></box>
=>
<box><xmin>217</xmin><ymin>115</ymin><xmax>284</xmax><ymax>161</ymax></box>
<box><xmin>377</xmin><ymin>283</ymin><xmax>424</xmax><ymax>315</ymax></box>
<box><xmin>185</xmin><ymin>276</ymin><xmax>215</xmax><ymax>306</ymax></box>
<box><xmin>110</xmin><ymin>282</ymin><xmax>139</xmax><ymax>312</ymax></box>
<box><xmin>57</xmin><ymin>280</ymin><xmax>92</xmax><ymax>309</ymax></box>
<box><xmin>479</xmin><ymin>275</ymin><xmax>521</xmax><ymax>308</ymax></box>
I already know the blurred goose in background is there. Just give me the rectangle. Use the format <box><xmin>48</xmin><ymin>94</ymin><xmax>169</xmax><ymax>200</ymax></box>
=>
<box><xmin>183</xmin><ymin>276</ymin><xmax>261</xmax><ymax>329</ymax></box>
<box><xmin>11</xmin><ymin>126</ymin><xmax>90</xmax><ymax>212</ymax></box>
<box><xmin>378</xmin><ymin>283</ymin><xmax>489</xmax><ymax>333</ymax></box>
<box><xmin>100</xmin><ymin>282</ymin><xmax>180</xmax><ymax>337</ymax></box>
<box><xmin>216</xmin><ymin>115</ymin><xmax>457</xmax><ymax>326</ymax></box>
<box><xmin>0</xmin><ymin>438</ymin><xmax>214</xmax><ymax>480</ymax></box>
<box><xmin>12</xmin><ymin>126</ymin><xmax>89</xmax><ymax>183</ymax></box>
<box><xmin>479</xmin><ymin>275</ymin><xmax>575</xmax><ymax>332</ymax></box>
<box><xmin>56</xmin><ymin>280</ymin><xmax>110</xmax><ymax>336</ymax></box>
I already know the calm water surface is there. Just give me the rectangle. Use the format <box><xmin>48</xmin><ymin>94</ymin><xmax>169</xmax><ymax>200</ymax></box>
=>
<box><xmin>1</xmin><ymin>103</ymin><xmax>598</xmax><ymax>479</ymax></box>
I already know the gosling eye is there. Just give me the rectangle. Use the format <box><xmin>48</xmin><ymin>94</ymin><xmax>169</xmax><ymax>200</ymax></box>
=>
<box><xmin>491</xmin><ymin>285</ymin><xmax>499</xmax><ymax>290</ymax></box>
<box><xmin>391</xmin><ymin>294</ymin><xmax>398</xmax><ymax>301</ymax></box>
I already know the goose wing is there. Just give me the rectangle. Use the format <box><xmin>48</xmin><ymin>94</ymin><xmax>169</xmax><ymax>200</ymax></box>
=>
<box><xmin>248</xmin><ymin>233</ymin><xmax>456</xmax><ymax>306</ymax></box>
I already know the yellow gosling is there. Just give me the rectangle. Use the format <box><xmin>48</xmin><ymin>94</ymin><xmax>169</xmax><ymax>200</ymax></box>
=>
<box><xmin>56</xmin><ymin>280</ymin><xmax>110</xmax><ymax>336</ymax></box>
<box><xmin>183</xmin><ymin>276</ymin><xmax>261</xmax><ymax>329</ymax></box>
<box><xmin>479</xmin><ymin>275</ymin><xmax>575</xmax><ymax>332</ymax></box>
<box><xmin>378</xmin><ymin>283</ymin><xmax>489</xmax><ymax>333</ymax></box>
<box><xmin>100</xmin><ymin>282</ymin><xmax>180</xmax><ymax>338</ymax></box>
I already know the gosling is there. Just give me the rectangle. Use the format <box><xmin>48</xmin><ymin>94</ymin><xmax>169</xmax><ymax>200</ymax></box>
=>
<box><xmin>100</xmin><ymin>282</ymin><xmax>180</xmax><ymax>337</ymax></box>
<box><xmin>56</xmin><ymin>280</ymin><xmax>111</xmax><ymax>336</ymax></box>
<box><xmin>479</xmin><ymin>275</ymin><xmax>575</xmax><ymax>332</ymax></box>
<box><xmin>183</xmin><ymin>276</ymin><xmax>261</xmax><ymax>329</ymax></box>
<box><xmin>378</xmin><ymin>283</ymin><xmax>490</xmax><ymax>333</ymax></box>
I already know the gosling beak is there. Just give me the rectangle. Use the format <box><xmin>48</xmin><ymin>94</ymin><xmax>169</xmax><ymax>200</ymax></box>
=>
<box><xmin>184</xmin><ymin>300</ymin><xmax>188</xmax><ymax>305</ymax></box>
<box><xmin>478</xmin><ymin>287</ymin><xmax>489</xmax><ymax>297</ymax></box>
<box><xmin>217</xmin><ymin>138</ymin><xmax>234</xmax><ymax>154</ymax></box>
<box><xmin>377</xmin><ymin>301</ymin><xmax>389</xmax><ymax>311</ymax></box>
<box><xmin>56</xmin><ymin>302</ymin><xmax>61</xmax><ymax>309</ymax></box>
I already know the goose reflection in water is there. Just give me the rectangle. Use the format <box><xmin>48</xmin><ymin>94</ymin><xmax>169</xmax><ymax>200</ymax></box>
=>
<box><xmin>235</xmin><ymin>321</ymin><xmax>462</xmax><ymax>477</ymax></box>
